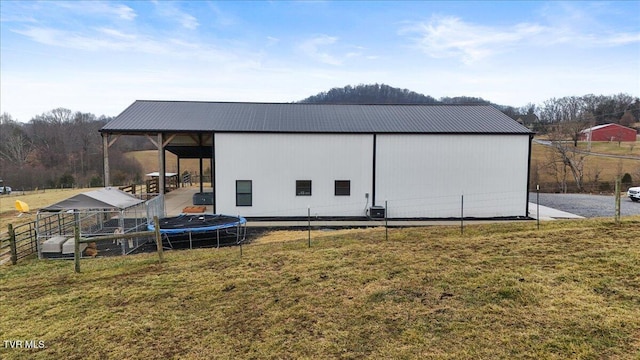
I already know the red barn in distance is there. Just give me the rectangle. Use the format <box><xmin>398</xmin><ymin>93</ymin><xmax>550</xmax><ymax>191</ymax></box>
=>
<box><xmin>579</xmin><ymin>123</ymin><xmax>637</xmax><ymax>142</ymax></box>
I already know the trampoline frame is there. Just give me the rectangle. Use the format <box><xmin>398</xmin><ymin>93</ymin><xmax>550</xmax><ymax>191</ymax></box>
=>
<box><xmin>148</xmin><ymin>214</ymin><xmax>247</xmax><ymax>249</ymax></box>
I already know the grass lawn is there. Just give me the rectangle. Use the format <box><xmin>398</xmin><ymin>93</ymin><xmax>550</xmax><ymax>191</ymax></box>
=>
<box><xmin>575</xmin><ymin>141</ymin><xmax>640</xmax><ymax>157</ymax></box>
<box><xmin>0</xmin><ymin>188</ymin><xmax>93</xmax><ymax>231</ymax></box>
<box><xmin>1</xmin><ymin>218</ymin><xmax>639</xmax><ymax>359</ymax></box>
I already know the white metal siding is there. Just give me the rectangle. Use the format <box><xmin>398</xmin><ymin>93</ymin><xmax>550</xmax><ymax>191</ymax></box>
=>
<box><xmin>215</xmin><ymin>133</ymin><xmax>373</xmax><ymax>217</ymax></box>
<box><xmin>375</xmin><ymin>134</ymin><xmax>529</xmax><ymax>218</ymax></box>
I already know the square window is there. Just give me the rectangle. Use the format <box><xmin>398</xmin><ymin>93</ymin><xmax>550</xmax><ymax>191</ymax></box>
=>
<box><xmin>335</xmin><ymin>180</ymin><xmax>351</xmax><ymax>196</ymax></box>
<box><xmin>236</xmin><ymin>180</ymin><xmax>252</xmax><ymax>206</ymax></box>
<box><xmin>296</xmin><ymin>180</ymin><xmax>312</xmax><ymax>196</ymax></box>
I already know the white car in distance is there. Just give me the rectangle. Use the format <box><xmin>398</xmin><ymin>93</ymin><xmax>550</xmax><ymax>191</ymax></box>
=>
<box><xmin>628</xmin><ymin>186</ymin><xmax>640</xmax><ymax>202</ymax></box>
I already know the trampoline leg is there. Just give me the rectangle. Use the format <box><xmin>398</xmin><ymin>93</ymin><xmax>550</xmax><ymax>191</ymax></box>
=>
<box><xmin>163</xmin><ymin>233</ymin><xmax>173</xmax><ymax>250</ymax></box>
<box><xmin>189</xmin><ymin>232</ymin><xmax>192</xmax><ymax>250</ymax></box>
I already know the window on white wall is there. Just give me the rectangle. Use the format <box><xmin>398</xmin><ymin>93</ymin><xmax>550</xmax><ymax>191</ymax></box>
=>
<box><xmin>296</xmin><ymin>180</ymin><xmax>312</xmax><ymax>196</ymax></box>
<box><xmin>236</xmin><ymin>180</ymin><xmax>252</xmax><ymax>206</ymax></box>
<box><xmin>335</xmin><ymin>180</ymin><xmax>351</xmax><ymax>196</ymax></box>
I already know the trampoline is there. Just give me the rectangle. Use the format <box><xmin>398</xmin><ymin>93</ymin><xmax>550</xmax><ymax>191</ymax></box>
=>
<box><xmin>148</xmin><ymin>214</ymin><xmax>247</xmax><ymax>249</ymax></box>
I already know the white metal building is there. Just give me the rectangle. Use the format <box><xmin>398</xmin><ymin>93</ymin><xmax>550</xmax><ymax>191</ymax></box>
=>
<box><xmin>100</xmin><ymin>101</ymin><xmax>533</xmax><ymax>219</ymax></box>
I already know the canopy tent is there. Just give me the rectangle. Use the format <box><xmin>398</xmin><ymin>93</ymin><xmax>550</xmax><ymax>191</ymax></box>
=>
<box><xmin>40</xmin><ymin>187</ymin><xmax>144</xmax><ymax>212</ymax></box>
<box><xmin>37</xmin><ymin>187</ymin><xmax>151</xmax><ymax>258</ymax></box>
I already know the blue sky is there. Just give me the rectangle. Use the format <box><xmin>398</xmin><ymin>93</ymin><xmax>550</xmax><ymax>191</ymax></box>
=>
<box><xmin>1</xmin><ymin>0</ymin><xmax>639</xmax><ymax>122</ymax></box>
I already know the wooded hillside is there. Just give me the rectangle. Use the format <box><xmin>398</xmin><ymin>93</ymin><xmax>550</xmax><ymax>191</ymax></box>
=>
<box><xmin>0</xmin><ymin>109</ymin><xmax>143</xmax><ymax>191</ymax></box>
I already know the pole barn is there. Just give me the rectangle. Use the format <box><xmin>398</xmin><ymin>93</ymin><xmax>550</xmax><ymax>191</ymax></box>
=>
<box><xmin>100</xmin><ymin>101</ymin><xmax>533</xmax><ymax>219</ymax></box>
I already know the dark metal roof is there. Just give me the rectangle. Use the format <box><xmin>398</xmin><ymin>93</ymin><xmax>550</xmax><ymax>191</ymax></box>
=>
<box><xmin>101</xmin><ymin>101</ymin><xmax>532</xmax><ymax>135</ymax></box>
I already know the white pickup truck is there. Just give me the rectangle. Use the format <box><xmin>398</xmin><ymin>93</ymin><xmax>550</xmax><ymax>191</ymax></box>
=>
<box><xmin>628</xmin><ymin>186</ymin><xmax>640</xmax><ymax>202</ymax></box>
<box><xmin>0</xmin><ymin>186</ymin><xmax>11</xmax><ymax>195</ymax></box>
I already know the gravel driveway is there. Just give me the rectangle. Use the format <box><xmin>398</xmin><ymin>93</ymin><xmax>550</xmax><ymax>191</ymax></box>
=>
<box><xmin>530</xmin><ymin>193</ymin><xmax>640</xmax><ymax>218</ymax></box>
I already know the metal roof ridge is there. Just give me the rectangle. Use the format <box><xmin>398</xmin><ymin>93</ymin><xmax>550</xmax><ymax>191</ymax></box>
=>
<box><xmin>131</xmin><ymin>100</ymin><xmax>492</xmax><ymax>107</ymax></box>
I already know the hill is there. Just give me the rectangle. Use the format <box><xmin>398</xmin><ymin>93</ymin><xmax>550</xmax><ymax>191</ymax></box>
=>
<box><xmin>1</xmin><ymin>218</ymin><xmax>639</xmax><ymax>359</ymax></box>
<box><xmin>298</xmin><ymin>83</ymin><xmax>493</xmax><ymax>106</ymax></box>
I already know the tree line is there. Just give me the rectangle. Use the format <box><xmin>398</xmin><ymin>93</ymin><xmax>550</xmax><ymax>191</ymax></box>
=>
<box><xmin>300</xmin><ymin>84</ymin><xmax>640</xmax><ymax>131</ymax></box>
<box><xmin>0</xmin><ymin>109</ymin><xmax>144</xmax><ymax>191</ymax></box>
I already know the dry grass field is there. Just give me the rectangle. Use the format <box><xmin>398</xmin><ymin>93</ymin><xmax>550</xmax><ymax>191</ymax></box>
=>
<box><xmin>0</xmin><ymin>188</ymin><xmax>92</xmax><ymax>231</ymax></box>
<box><xmin>530</xmin><ymin>142</ymin><xmax>639</xmax><ymax>191</ymax></box>
<box><xmin>1</xmin><ymin>218</ymin><xmax>639</xmax><ymax>359</ymax></box>
<box><xmin>125</xmin><ymin>150</ymin><xmax>205</xmax><ymax>176</ymax></box>
<box><xmin>575</xmin><ymin>141</ymin><xmax>640</xmax><ymax>157</ymax></box>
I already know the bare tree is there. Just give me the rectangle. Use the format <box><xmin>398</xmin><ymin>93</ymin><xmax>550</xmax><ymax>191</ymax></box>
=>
<box><xmin>586</xmin><ymin>164</ymin><xmax>603</xmax><ymax>193</ymax></box>
<box><xmin>563</xmin><ymin>120</ymin><xmax>590</xmax><ymax>147</ymax></box>
<box><xmin>0</xmin><ymin>113</ymin><xmax>33</xmax><ymax>167</ymax></box>
<box><xmin>546</xmin><ymin>125</ymin><xmax>588</xmax><ymax>192</ymax></box>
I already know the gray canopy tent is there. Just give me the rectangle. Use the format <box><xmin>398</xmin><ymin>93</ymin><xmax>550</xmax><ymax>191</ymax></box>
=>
<box><xmin>40</xmin><ymin>187</ymin><xmax>145</xmax><ymax>212</ymax></box>
<box><xmin>36</xmin><ymin>188</ymin><xmax>156</xmax><ymax>258</ymax></box>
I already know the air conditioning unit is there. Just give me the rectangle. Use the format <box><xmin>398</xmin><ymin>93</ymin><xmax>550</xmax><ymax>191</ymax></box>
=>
<box><xmin>369</xmin><ymin>206</ymin><xmax>386</xmax><ymax>219</ymax></box>
<box><xmin>193</xmin><ymin>192</ymin><xmax>214</xmax><ymax>205</ymax></box>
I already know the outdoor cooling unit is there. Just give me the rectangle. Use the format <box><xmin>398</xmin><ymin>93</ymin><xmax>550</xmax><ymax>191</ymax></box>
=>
<box><xmin>193</xmin><ymin>192</ymin><xmax>214</xmax><ymax>205</ymax></box>
<box><xmin>369</xmin><ymin>206</ymin><xmax>386</xmax><ymax>219</ymax></box>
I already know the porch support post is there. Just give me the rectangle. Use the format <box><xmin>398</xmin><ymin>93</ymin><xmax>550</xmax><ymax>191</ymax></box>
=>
<box><xmin>102</xmin><ymin>133</ymin><xmax>110</xmax><ymax>187</ymax></box>
<box><xmin>157</xmin><ymin>133</ymin><xmax>166</xmax><ymax>194</ymax></box>
<box><xmin>211</xmin><ymin>132</ymin><xmax>216</xmax><ymax>214</ymax></box>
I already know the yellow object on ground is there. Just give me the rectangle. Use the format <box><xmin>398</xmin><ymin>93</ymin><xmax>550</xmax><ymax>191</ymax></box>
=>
<box><xmin>15</xmin><ymin>200</ymin><xmax>30</xmax><ymax>213</ymax></box>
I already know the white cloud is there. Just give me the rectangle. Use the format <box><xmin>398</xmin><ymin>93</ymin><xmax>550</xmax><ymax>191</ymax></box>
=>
<box><xmin>12</xmin><ymin>26</ymin><xmax>166</xmax><ymax>53</ymax></box>
<box><xmin>179</xmin><ymin>14</ymin><xmax>199</xmax><ymax>30</ymax></box>
<box><xmin>112</xmin><ymin>4</ymin><xmax>137</xmax><ymax>21</ymax></box>
<box><xmin>97</xmin><ymin>27</ymin><xmax>137</xmax><ymax>40</ymax></box>
<box><xmin>400</xmin><ymin>16</ymin><xmax>547</xmax><ymax>64</ymax></box>
<box><xmin>153</xmin><ymin>2</ymin><xmax>199</xmax><ymax>30</ymax></box>
<box><xmin>266</xmin><ymin>36</ymin><xmax>280</xmax><ymax>46</ymax></box>
<box><xmin>299</xmin><ymin>35</ymin><xmax>342</xmax><ymax>65</ymax></box>
<box><xmin>585</xmin><ymin>32</ymin><xmax>640</xmax><ymax>47</ymax></box>
<box><xmin>297</xmin><ymin>35</ymin><xmax>371</xmax><ymax>66</ymax></box>
<box><xmin>400</xmin><ymin>14</ymin><xmax>640</xmax><ymax>64</ymax></box>
<box><xmin>55</xmin><ymin>1</ymin><xmax>137</xmax><ymax>21</ymax></box>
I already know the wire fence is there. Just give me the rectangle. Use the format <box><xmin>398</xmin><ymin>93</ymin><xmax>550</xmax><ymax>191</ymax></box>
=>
<box><xmin>2</xmin><ymin>186</ymin><xmax>636</xmax><ymax>266</ymax></box>
<box><xmin>239</xmin><ymin>189</ymin><xmax>528</xmax><ymax>219</ymax></box>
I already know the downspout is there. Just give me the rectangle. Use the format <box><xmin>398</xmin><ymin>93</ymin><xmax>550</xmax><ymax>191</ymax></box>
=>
<box><xmin>372</xmin><ymin>134</ymin><xmax>377</xmax><ymax>207</ymax></box>
<box><xmin>526</xmin><ymin>133</ymin><xmax>534</xmax><ymax>217</ymax></box>
<box><xmin>198</xmin><ymin>133</ymin><xmax>204</xmax><ymax>194</ymax></box>
<box><xmin>211</xmin><ymin>132</ymin><xmax>216</xmax><ymax>214</ymax></box>
<box><xmin>102</xmin><ymin>133</ymin><xmax>110</xmax><ymax>187</ymax></box>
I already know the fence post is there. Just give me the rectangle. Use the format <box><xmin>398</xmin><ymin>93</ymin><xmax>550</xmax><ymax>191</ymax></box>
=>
<box><xmin>8</xmin><ymin>224</ymin><xmax>17</xmax><ymax>265</ymax></box>
<box><xmin>615</xmin><ymin>177</ymin><xmax>621</xmax><ymax>225</ymax></box>
<box><xmin>460</xmin><ymin>194</ymin><xmax>464</xmax><ymax>235</ymax></box>
<box><xmin>385</xmin><ymin>200</ymin><xmax>388</xmax><ymax>241</ymax></box>
<box><xmin>536</xmin><ymin>185</ymin><xmax>540</xmax><ymax>230</ymax></box>
<box><xmin>308</xmin><ymin>206</ymin><xmax>311</xmax><ymax>248</ymax></box>
<box><xmin>74</xmin><ymin>212</ymin><xmax>81</xmax><ymax>273</ymax></box>
<box><xmin>154</xmin><ymin>216</ymin><xmax>163</xmax><ymax>263</ymax></box>
<box><xmin>236</xmin><ymin>215</ymin><xmax>240</xmax><ymax>244</ymax></box>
